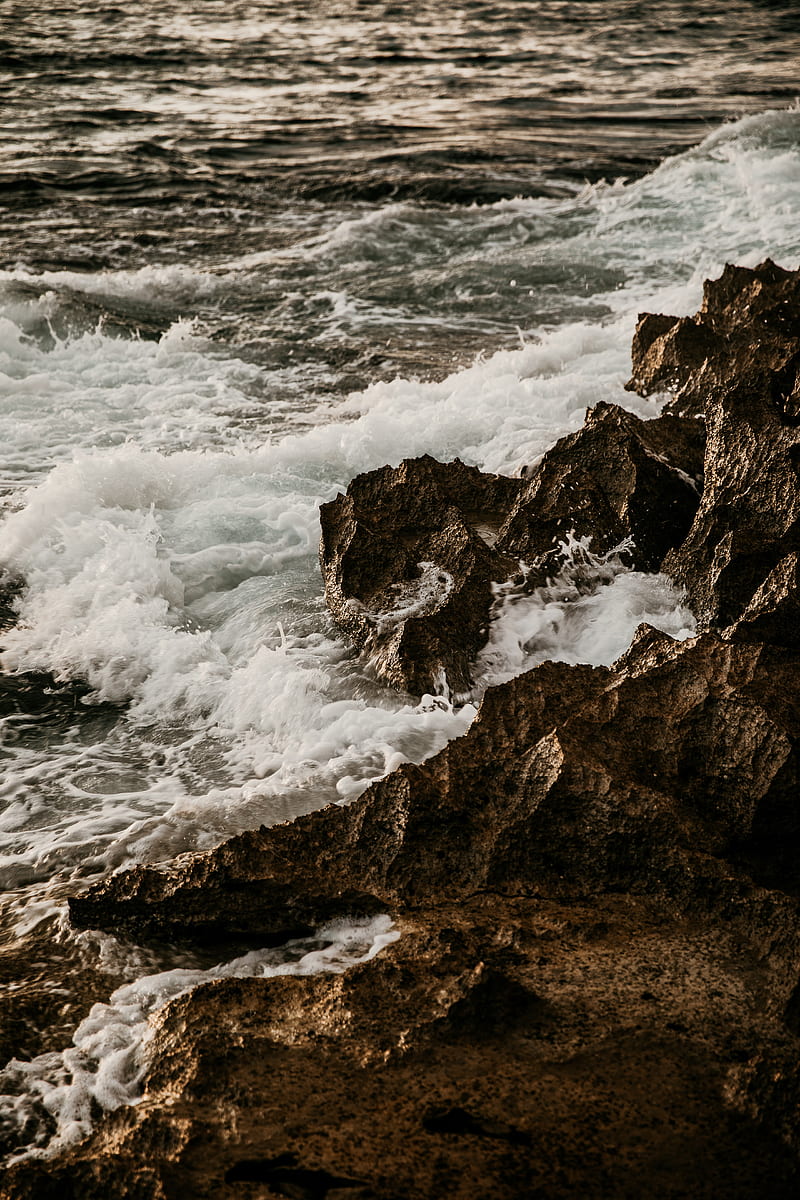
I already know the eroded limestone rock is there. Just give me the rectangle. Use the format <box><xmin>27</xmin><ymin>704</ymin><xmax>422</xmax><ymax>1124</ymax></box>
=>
<box><xmin>5</xmin><ymin>897</ymin><xmax>799</xmax><ymax>1199</ymax></box>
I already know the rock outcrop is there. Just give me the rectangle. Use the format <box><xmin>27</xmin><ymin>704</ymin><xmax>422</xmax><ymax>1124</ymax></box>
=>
<box><xmin>46</xmin><ymin>624</ymin><xmax>800</xmax><ymax>1198</ymax></box>
<box><xmin>318</xmin><ymin>455</ymin><xmax>520</xmax><ymax>698</ymax></box>
<box><xmin>4</xmin><ymin>895</ymin><xmax>799</xmax><ymax>1200</ymax></box>
<box><xmin>627</xmin><ymin>260</ymin><xmax>800</xmax><ymax>643</ymax></box>
<box><xmin>67</xmin><ymin>628</ymin><xmax>800</xmax><ymax>933</ymax></box>
<box><xmin>495</xmin><ymin>401</ymin><xmax>703</xmax><ymax>576</ymax></box>
<box><xmin>319</xmin><ymin>406</ymin><xmax>704</xmax><ymax>697</ymax></box>
<box><xmin>4</xmin><ymin>262</ymin><xmax>800</xmax><ymax>1199</ymax></box>
<box><xmin>626</xmin><ymin>258</ymin><xmax>800</xmax><ymax>417</ymax></box>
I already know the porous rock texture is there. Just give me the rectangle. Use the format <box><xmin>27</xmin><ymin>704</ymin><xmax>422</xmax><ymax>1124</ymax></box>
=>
<box><xmin>318</xmin><ymin>454</ymin><xmax>520</xmax><ymax>699</ymax></box>
<box><xmin>495</xmin><ymin>401</ymin><xmax>703</xmax><ymax>577</ymax></box>
<box><xmin>4</xmin><ymin>262</ymin><xmax>800</xmax><ymax>1199</ymax></box>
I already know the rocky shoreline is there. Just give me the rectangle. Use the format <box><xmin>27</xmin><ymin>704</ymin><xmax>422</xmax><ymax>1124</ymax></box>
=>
<box><xmin>3</xmin><ymin>261</ymin><xmax>800</xmax><ymax>1198</ymax></box>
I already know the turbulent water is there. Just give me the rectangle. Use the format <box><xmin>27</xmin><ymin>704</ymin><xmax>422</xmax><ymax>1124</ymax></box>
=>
<box><xmin>2</xmin><ymin>0</ymin><xmax>800</xmax><ymax>1160</ymax></box>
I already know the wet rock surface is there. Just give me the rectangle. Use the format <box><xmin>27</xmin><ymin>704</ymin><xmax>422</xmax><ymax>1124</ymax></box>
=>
<box><xmin>495</xmin><ymin>401</ymin><xmax>704</xmax><ymax>577</ymax></box>
<box><xmin>627</xmin><ymin>260</ymin><xmax>800</xmax><ymax>642</ymax></box>
<box><xmin>5</xmin><ymin>262</ymin><xmax>800</xmax><ymax>1198</ymax></box>
<box><xmin>318</xmin><ymin>454</ymin><xmax>520</xmax><ymax>698</ymax></box>
<box><xmin>66</xmin><ymin>628</ymin><xmax>800</xmax><ymax>929</ymax></box>
<box><xmin>5</xmin><ymin>898</ymin><xmax>800</xmax><ymax>1200</ymax></box>
<box><xmin>319</xmin><ymin>406</ymin><xmax>703</xmax><ymax>697</ymax></box>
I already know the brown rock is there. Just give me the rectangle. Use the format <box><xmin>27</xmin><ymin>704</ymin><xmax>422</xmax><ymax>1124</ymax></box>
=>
<box><xmin>626</xmin><ymin>313</ymin><xmax>722</xmax><ymax>415</ymax></box>
<box><xmin>318</xmin><ymin>454</ymin><xmax>520</xmax><ymax>699</ymax></box>
<box><xmin>496</xmin><ymin>401</ymin><xmax>703</xmax><ymax>575</ymax></box>
<box><xmin>626</xmin><ymin>261</ymin><xmax>800</xmax><ymax>641</ymax></box>
<box><xmin>69</xmin><ymin>628</ymin><xmax>800</xmax><ymax>933</ymax></box>
<box><xmin>58</xmin><ymin>628</ymin><xmax>800</xmax><ymax>1193</ymax></box>
<box><xmin>319</xmin><ymin>409</ymin><xmax>703</xmax><ymax>702</ymax></box>
<box><xmin>626</xmin><ymin>259</ymin><xmax>800</xmax><ymax>418</ymax></box>
<box><xmin>5</xmin><ymin>898</ymin><xmax>799</xmax><ymax>1199</ymax></box>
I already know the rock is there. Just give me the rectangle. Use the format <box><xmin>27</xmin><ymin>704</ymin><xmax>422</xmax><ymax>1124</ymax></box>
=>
<box><xmin>67</xmin><ymin>628</ymin><xmax>800</xmax><ymax>939</ymax></box>
<box><xmin>319</xmin><ymin>412</ymin><xmax>703</xmax><ymax>700</ymax></box>
<box><xmin>5</xmin><ymin>896</ymin><xmax>800</xmax><ymax>1199</ymax></box>
<box><xmin>625</xmin><ymin>312</ymin><xmax>723</xmax><ymax>416</ymax></box>
<box><xmin>625</xmin><ymin>262</ymin><xmax>800</xmax><ymax>642</ymax></box>
<box><xmin>626</xmin><ymin>259</ymin><xmax>800</xmax><ymax>418</ymax></box>
<box><xmin>495</xmin><ymin>401</ymin><xmax>704</xmax><ymax>576</ymax></box>
<box><xmin>59</xmin><ymin>626</ymin><xmax>800</xmax><ymax>1195</ymax></box>
<box><xmin>319</xmin><ymin>454</ymin><xmax>520</xmax><ymax>698</ymax></box>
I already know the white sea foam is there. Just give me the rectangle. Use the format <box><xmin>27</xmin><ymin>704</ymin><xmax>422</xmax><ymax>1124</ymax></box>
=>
<box><xmin>475</xmin><ymin>537</ymin><xmax>696</xmax><ymax>690</ymax></box>
<box><xmin>0</xmin><ymin>915</ymin><xmax>399</xmax><ymax>1161</ymax></box>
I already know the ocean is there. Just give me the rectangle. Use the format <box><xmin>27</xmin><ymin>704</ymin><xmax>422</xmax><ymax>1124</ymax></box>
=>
<box><xmin>1</xmin><ymin>0</ymin><xmax>800</xmax><ymax>1161</ymax></box>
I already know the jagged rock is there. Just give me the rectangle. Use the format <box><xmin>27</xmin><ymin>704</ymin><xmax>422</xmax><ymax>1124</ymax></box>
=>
<box><xmin>495</xmin><ymin>401</ymin><xmax>704</xmax><ymax>575</ymax></box>
<box><xmin>54</xmin><ymin>626</ymin><xmax>800</xmax><ymax>1197</ymax></box>
<box><xmin>319</xmin><ymin>411</ymin><xmax>704</xmax><ymax>699</ymax></box>
<box><xmin>626</xmin><ymin>262</ymin><xmax>800</xmax><ymax>642</ymax></box>
<box><xmin>318</xmin><ymin>454</ymin><xmax>520</xmax><ymax>698</ymax></box>
<box><xmin>626</xmin><ymin>259</ymin><xmax>800</xmax><ymax>418</ymax></box>
<box><xmin>69</xmin><ymin>628</ymin><xmax>800</xmax><ymax>934</ymax></box>
<box><xmin>625</xmin><ymin>312</ymin><xmax>723</xmax><ymax>415</ymax></box>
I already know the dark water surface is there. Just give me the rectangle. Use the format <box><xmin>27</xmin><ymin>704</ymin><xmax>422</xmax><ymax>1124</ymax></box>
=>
<box><xmin>4</xmin><ymin>1</ymin><xmax>800</xmax><ymax>253</ymax></box>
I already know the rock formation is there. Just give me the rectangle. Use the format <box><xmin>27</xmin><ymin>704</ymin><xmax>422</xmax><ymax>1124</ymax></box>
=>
<box><xmin>629</xmin><ymin>260</ymin><xmax>800</xmax><ymax>643</ymax></box>
<box><xmin>494</xmin><ymin>401</ymin><xmax>704</xmax><ymax>576</ymax></box>
<box><xmin>4</xmin><ymin>261</ymin><xmax>800</xmax><ymax>1199</ymax></box>
<box><xmin>65</xmin><ymin>628</ymin><xmax>800</xmax><ymax>932</ymax></box>
<box><xmin>318</xmin><ymin>455</ymin><xmax>520</xmax><ymax>698</ymax></box>
<box><xmin>319</xmin><ymin>405</ymin><xmax>704</xmax><ymax>697</ymax></box>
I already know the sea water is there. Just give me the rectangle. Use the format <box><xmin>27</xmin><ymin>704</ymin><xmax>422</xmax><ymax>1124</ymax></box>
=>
<box><xmin>1</xmin><ymin>0</ymin><xmax>800</xmax><ymax>1160</ymax></box>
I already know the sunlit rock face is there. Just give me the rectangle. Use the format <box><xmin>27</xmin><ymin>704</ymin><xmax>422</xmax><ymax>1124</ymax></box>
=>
<box><xmin>495</xmin><ymin>401</ymin><xmax>704</xmax><ymax>577</ymax></box>
<box><xmin>47</xmin><ymin>626</ymin><xmax>800</xmax><ymax>1200</ymax></box>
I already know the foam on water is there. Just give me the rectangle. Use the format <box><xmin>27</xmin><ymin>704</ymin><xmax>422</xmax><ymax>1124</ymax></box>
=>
<box><xmin>476</xmin><ymin>536</ymin><xmax>696</xmax><ymax>690</ymax></box>
<box><xmin>0</xmin><ymin>914</ymin><xmax>399</xmax><ymax>1162</ymax></box>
